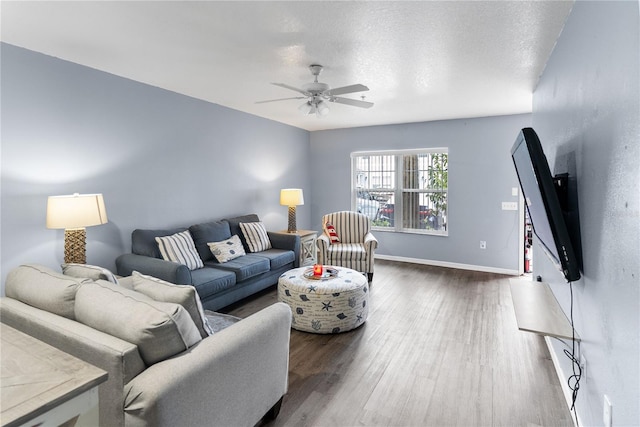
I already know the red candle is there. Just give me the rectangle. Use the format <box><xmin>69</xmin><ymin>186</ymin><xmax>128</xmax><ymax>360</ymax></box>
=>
<box><xmin>313</xmin><ymin>264</ymin><xmax>323</xmax><ymax>276</ymax></box>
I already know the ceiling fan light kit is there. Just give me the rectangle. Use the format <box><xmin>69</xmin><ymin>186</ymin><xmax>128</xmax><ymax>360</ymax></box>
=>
<box><xmin>298</xmin><ymin>102</ymin><xmax>313</xmax><ymax>115</ymax></box>
<box><xmin>317</xmin><ymin>100</ymin><xmax>329</xmax><ymax>116</ymax></box>
<box><xmin>257</xmin><ymin>64</ymin><xmax>374</xmax><ymax>117</ymax></box>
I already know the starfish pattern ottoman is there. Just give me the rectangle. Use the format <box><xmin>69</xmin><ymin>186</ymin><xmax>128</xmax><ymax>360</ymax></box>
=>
<box><xmin>277</xmin><ymin>266</ymin><xmax>369</xmax><ymax>334</ymax></box>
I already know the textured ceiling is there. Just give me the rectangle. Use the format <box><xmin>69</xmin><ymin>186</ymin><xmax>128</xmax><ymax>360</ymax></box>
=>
<box><xmin>1</xmin><ymin>1</ymin><xmax>573</xmax><ymax>131</ymax></box>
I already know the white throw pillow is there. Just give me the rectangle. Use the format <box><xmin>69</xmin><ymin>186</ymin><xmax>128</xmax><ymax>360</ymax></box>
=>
<box><xmin>156</xmin><ymin>230</ymin><xmax>204</xmax><ymax>270</ymax></box>
<box><xmin>239</xmin><ymin>222</ymin><xmax>272</xmax><ymax>253</ymax></box>
<box><xmin>208</xmin><ymin>235</ymin><xmax>246</xmax><ymax>263</ymax></box>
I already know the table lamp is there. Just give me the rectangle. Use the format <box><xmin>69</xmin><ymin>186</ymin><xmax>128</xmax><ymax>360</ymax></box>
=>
<box><xmin>46</xmin><ymin>193</ymin><xmax>108</xmax><ymax>264</ymax></box>
<box><xmin>280</xmin><ymin>188</ymin><xmax>304</xmax><ymax>233</ymax></box>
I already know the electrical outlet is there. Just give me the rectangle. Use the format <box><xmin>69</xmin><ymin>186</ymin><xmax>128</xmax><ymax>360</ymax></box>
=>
<box><xmin>480</xmin><ymin>241</ymin><xmax>486</xmax><ymax>249</ymax></box>
<box><xmin>580</xmin><ymin>354</ymin><xmax>587</xmax><ymax>384</ymax></box>
<box><xmin>603</xmin><ymin>395</ymin><xmax>612</xmax><ymax>427</ymax></box>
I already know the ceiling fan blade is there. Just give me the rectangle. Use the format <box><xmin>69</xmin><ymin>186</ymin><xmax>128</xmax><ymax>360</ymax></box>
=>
<box><xmin>331</xmin><ymin>97</ymin><xmax>374</xmax><ymax>109</ymax></box>
<box><xmin>272</xmin><ymin>83</ymin><xmax>311</xmax><ymax>96</ymax></box>
<box><xmin>255</xmin><ymin>96</ymin><xmax>306</xmax><ymax>104</ymax></box>
<box><xmin>325</xmin><ymin>84</ymin><xmax>369</xmax><ymax>96</ymax></box>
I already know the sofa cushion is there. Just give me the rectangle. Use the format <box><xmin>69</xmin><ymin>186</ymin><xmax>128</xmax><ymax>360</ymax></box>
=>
<box><xmin>130</xmin><ymin>272</ymin><xmax>214</xmax><ymax>338</ymax></box>
<box><xmin>5</xmin><ymin>264</ymin><xmax>90</xmax><ymax>320</ymax></box>
<box><xmin>253</xmin><ymin>248</ymin><xmax>296</xmax><ymax>270</ymax></box>
<box><xmin>156</xmin><ymin>230</ymin><xmax>204</xmax><ymax>271</ymax></box>
<box><xmin>189</xmin><ymin>220</ymin><xmax>232</xmax><ymax>262</ymax></box>
<box><xmin>62</xmin><ymin>263</ymin><xmax>119</xmax><ymax>284</ymax></box>
<box><xmin>75</xmin><ymin>280</ymin><xmax>202</xmax><ymax>366</ymax></box>
<box><xmin>204</xmin><ymin>254</ymin><xmax>269</xmax><ymax>282</ymax></box>
<box><xmin>226</xmin><ymin>214</ymin><xmax>260</xmax><ymax>252</ymax></box>
<box><xmin>326</xmin><ymin>243</ymin><xmax>367</xmax><ymax>260</ymax></box>
<box><xmin>207</xmin><ymin>235</ymin><xmax>246</xmax><ymax>263</ymax></box>
<box><xmin>190</xmin><ymin>267</ymin><xmax>237</xmax><ymax>300</ymax></box>
<box><xmin>132</xmin><ymin>227</ymin><xmax>187</xmax><ymax>258</ymax></box>
<box><xmin>239</xmin><ymin>222</ymin><xmax>272</xmax><ymax>253</ymax></box>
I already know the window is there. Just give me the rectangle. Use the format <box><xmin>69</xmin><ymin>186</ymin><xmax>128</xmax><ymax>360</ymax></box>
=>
<box><xmin>351</xmin><ymin>148</ymin><xmax>448</xmax><ymax>235</ymax></box>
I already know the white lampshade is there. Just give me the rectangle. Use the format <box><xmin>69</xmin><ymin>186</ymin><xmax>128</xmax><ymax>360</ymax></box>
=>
<box><xmin>280</xmin><ymin>189</ymin><xmax>304</xmax><ymax>207</ymax></box>
<box><xmin>47</xmin><ymin>193</ymin><xmax>108</xmax><ymax>229</ymax></box>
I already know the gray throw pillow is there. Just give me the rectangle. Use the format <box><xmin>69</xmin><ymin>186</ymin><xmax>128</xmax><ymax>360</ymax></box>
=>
<box><xmin>75</xmin><ymin>280</ymin><xmax>202</xmax><ymax>365</ymax></box>
<box><xmin>61</xmin><ymin>263</ymin><xmax>119</xmax><ymax>284</ymax></box>
<box><xmin>131</xmin><ymin>271</ymin><xmax>214</xmax><ymax>338</ymax></box>
<box><xmin>5</xmin><ymin>264</ymin><xmax>90</xmax><ymax>319</ymax></box>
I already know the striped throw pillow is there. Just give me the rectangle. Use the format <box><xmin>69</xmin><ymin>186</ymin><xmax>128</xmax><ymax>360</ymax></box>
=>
<box><xmin>324</xmin><ymin>222</ymin><xmax>340</xmax><ymax>243</ymax></box>
<box><xmin>155</xmin><ymin>230</ymin><xmax>204</xmax><ymax>270</ymax></box>
<box><xmin>239</xmin><ymin>222</ymin><xmax>272</xmax><ymax>253</ymax></box>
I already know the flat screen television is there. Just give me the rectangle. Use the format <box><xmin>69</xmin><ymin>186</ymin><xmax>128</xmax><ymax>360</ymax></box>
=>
<box><xmin>511</xmin><ymin>127</ymin><xmax>581</xmax><ymax>282</ymax></box>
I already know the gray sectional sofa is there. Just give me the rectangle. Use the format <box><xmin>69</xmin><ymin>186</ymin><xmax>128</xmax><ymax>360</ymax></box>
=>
<box><xmin>116</xmin><ymin>214</ymin><xmax>300</xmax><ymax>311</ymax></box>
<box><xmin>0</xmin><ymin>264</ymin><xmax>292</xmax><ymax>427</ymax></box>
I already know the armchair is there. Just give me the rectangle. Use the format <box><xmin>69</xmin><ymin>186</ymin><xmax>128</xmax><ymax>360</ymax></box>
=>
<box><xmin>317</xmin><ymin>211</ymin><xmax>378</xmax><ymax>281</ymax></box>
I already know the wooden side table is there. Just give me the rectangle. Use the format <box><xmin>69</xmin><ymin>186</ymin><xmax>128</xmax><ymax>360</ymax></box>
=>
<box><xmin>0</xmin><ymin>323</ymin><xmax>108</xmax><ymax>427</ymax></box>
<box><xmin>281</xmin><ymin>229</ymin><xmax>317</xmax><ymax>266</ymax></box>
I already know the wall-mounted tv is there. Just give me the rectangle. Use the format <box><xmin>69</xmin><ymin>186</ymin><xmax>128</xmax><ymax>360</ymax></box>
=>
<box><xmin>511</xmin><ymin>128</ymin><xmax>581</xmax><ymax>282</ymax></box>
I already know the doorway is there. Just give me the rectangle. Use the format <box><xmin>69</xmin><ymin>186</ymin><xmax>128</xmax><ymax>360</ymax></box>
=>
<box><xmin>518</xmin><ymin>193</ymin><xmax>532</xmax><ymax>276</ymax></box>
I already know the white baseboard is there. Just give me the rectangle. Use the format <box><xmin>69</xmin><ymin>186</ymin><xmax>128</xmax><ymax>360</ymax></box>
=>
<box><xmin>375</xmin><ymin>254</ymin><xmax>520</xmax><ymax>276</ymax></box>
<box><xmin>544</xmin><ymin>336</ymin><xmax>581</xmax><ymax>427</ymax></box>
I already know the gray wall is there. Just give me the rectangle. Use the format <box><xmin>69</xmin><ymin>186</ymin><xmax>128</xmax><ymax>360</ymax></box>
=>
<box><xmin>532</xmin><ymin>1</ymin><xmax>639</xmax><ymax>425</ymax></box>
<box><xmin>1</xmin><ymin>43</ymin><xmax>311</xmax><ymax>292</ymax></box>
<box><xmin>309</xmin><ymin>114</ymin><xmax>531</xmax><ymax>273</ymax></box>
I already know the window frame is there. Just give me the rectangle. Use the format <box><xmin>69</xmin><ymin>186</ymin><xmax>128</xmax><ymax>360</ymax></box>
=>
<box><xmin>351</xmin><ymin>148</ymin><xmax>449</xmax><ymax>236</ymax></box>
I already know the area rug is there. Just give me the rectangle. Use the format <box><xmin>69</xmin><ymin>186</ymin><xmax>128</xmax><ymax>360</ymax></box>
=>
<box><xmin>204</xmin><ymin>310</ymin><xmax>241</xmax><ymax>333</ymax></box>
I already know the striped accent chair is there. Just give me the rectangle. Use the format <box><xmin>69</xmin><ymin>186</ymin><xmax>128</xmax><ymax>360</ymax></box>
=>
<box><xmin>317</xmin><ymin>211</ymin><xmax>378</xmax><ymax>281</ymax></box>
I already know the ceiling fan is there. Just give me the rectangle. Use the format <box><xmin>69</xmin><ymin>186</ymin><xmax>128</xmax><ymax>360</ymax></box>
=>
<box><xmin>256</xmin><ymin>64</ymin><xmax>374</xmax><ymax>117</ymax></box>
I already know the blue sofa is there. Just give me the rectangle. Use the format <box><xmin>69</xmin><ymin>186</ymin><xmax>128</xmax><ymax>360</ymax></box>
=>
<box><xmin>116</xmin><ymin>214</ymin><xmax>300</xmax><ymax>311</ymax></box>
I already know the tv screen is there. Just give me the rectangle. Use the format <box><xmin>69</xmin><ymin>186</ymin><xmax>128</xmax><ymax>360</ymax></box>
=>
<box><xmin>511</xmin><ymin>128</ymin><xmax>581</xmax><ymax>282</ymax></box>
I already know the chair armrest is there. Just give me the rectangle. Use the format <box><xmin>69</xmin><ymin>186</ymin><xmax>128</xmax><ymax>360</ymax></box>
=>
<box><xmin>268</xmin><ymin>231</ymin><xmax>299</xmax><ymax>251</ymax></box>
<box><xmin>116</xmin><ymin>253</ymin><xmax>192</xmax><ymax>284</ymax></box>
<box><xmin>268</xmin><ymin>231</ymin><xmax>301</xmax><ymax>267</ymax></box>
<box><xmin>364</xmin><ymin>232</ymin><xmax>378</xmax><ymax>252</ymax></box>
<box><xmin>317</xmin><ymin>233</ymin><xmax>330</xmax><ymax>249</ymax></box>
<box><xmin>123</xmin><ymin>302</ymin><xmax>292</xmax><ymax>427</ymax></box>
<box><xmin>316</xmin><ymin>234</ymin><xmax>330</xmax><ymax>265</ymax></box>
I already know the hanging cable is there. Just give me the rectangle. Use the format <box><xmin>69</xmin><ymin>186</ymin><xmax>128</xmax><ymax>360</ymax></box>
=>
<box><xmin>563</xmin><ymin>280</ymin><xmax>582</xmax><ymax>427</ymax></box>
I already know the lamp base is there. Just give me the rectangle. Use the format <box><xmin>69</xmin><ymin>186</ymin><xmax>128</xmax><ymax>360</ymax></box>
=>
<box><xmin>64</xmin><ymin>228</ymin><xmax>86</xmax><ymax>264</ymax></box>
<box><xmin>287</xmin><ymin>206</ymin><xmax>297</xmax><ymax>233</ymax></box>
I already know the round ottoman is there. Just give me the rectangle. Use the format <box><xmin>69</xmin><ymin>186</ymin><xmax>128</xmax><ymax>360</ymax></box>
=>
<box><xmin>277</xmin><ymin>266</ymin><xmax>369</xmax><ymax>334</ymax></box>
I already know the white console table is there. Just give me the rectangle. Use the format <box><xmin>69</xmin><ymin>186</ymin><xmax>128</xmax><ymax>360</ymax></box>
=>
<box><xmin>509</xmin><ymin>278</ymin><xmax>580</xmax><ymax>341</ymax></box>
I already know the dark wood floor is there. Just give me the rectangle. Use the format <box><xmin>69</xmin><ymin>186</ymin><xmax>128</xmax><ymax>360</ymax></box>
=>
<box><xmin>224</xmin><ymin>259</ymin><xmax>573</xmax><ymax>427</ymax></box>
